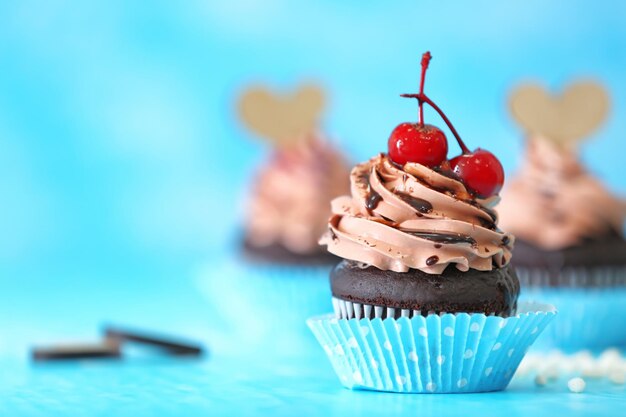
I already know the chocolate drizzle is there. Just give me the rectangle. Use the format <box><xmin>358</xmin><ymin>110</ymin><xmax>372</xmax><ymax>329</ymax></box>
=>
<box><xmin>397</xmin><ymin>192</ymin><xmax>433</xmax><ymax>214</ymax></box>
<box><xmin>478</xmin><ymin>217</ymin><xmax>497</xmax><ymax>231</ymax></box>
<box><xmin>371</xmin><ymin>217</ymin><xmax>398</xmax><ymax>227</ymax></box>
<box><xmin>483</xmin><ymin>206</ymin><xmax>498</xmax><ymax>223</ymax></box>
<box><xmin>365</xmin><ymin>190</ymin><xmax>383</xmax><ymax>212</ymax></box>
<box><xmin>405</xmin><ymin>231</ymin><xmax>477</xmax><ymax>246</ymax></box>
<box><xmin>466</xmin><ymin>199</ymin><xmax>498</xmax><ymax>230</ymax></box>
<box><xmin>358</xmin><ymin>167</ymin><xmax>384</xmax><ymax>214</ymax></box>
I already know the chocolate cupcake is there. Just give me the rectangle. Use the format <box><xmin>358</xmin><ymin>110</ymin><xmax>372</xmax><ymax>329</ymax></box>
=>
<box><xmin>499</xmin><ymin>81</ymin><xmax>626</xmax><ymax>351</ymax></box>
<box><xmin>308</xmin><ymin>53</ymin><xmax>555</xmax><ymax>393</ymax></box>
<box><xmin>322</xmin><ymin>154</ymin><xmax>519</xmax><ymax>318</ymax></box>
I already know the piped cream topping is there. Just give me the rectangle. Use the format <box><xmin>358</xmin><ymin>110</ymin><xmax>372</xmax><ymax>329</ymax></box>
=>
<box><xmin>320</xmin><ymin>154</ymin><xmax>514</xmax><ymax>274</ymax></box>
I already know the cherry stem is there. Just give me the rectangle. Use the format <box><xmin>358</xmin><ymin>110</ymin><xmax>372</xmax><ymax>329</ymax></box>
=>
<box><xmin>402</xmin><ymin>51</ymin><xmax>471</xmax><ymax>155</ymax></box>
<box><xmin>418</xmin><ymin>52</ymin><xmax>431</xmax><ymax>127</ymax></box>
<box><xmin>401</xmin><ymin>92</ymin><xmax>471</xmax><ymax>154</ymax></box>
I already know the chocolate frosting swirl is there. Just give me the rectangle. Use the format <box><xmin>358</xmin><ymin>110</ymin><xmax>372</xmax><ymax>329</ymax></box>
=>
<box><xmin>498</xmin><ymin>138</ymin><xmax>626</xmax><ymax>250</ymax></box>
<box><xmin>245</xmin><ymin>135</ymin><xmax>350</xmax><ymax>255</ymax></box>
<box><xmin>320</xmin><ymin>154</ymin><xmax>514</xmax><ymax>274</ymax></box>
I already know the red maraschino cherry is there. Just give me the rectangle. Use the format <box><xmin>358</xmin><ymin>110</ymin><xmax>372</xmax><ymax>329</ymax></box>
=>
<box><xmin>387</xmin><ymin>123</ymin><xmax>448</xmax><ymax>166</ymax></box>
<box><xmin>390</xmin><ymin>51</ymin><xmax>505</xmax><ymax>198</ymax></box>
<box><xmin>449</xmin><ymin>149</ymin><xmax>504</xmax><ymax>198</ymax></box>
<box><xmin>388</xmin><ymin>52</ymin><xmax>448</xmax><ymax>167</ymax></box>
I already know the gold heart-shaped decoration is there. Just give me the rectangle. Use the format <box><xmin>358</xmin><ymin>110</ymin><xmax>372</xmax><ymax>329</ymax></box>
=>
<box><xmin>509</xmin><ymin>81</ymin><xmax>609</xmax><ymax>147</ymax></box>
<box><xmin>238</xmin><ymin>84</ymin><xmax>325</xmax><ymax>147</ymax></box>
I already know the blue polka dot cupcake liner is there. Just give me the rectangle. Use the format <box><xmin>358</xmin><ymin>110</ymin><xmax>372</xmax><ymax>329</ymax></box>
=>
<box><xmin>517</xmin><ymin>287</ymin><xmax>626</xmax><ymax>353</ymax></box>
<box><xmin>307</xmin><ymin>302</ymin><xmax>556</xmax><ymax>393</ymax></box>
<box><xmin>196</xmin><ymin>256</ymin><xmax>333</xmax><ymax>357</ymax></box>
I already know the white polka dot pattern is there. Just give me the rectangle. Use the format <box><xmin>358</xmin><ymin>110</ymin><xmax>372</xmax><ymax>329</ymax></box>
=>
<box><xmin>307</xmin><ymin>302</ymin><xmax>556</xmax><ymax>393</ymax></box>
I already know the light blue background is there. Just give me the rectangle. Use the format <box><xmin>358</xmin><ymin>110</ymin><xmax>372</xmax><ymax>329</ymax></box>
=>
<box><xmin>1</xmin><ymin>2</ymin><xmax>626</xmax><ymax>415</ymax></box>
<box><xmin>1</xmin><ymin>0</ymin><xmax>625</xmax><ymax>280</ymax></box>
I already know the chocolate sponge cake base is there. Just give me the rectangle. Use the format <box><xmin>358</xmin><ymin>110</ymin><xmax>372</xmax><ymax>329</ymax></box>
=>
<box><xmin>330</xmin><ymin>260</ymin><xmax>520</xmax><ymax>318</ymax></box>
<box><xmin>242</xmin><ymin>238</ymin><xmax>340</xmax><ymax>266</ymax></box>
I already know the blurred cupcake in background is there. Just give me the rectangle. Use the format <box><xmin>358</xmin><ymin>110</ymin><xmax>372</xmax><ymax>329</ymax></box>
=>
<box><xmin>198</xmin><ymin>83</ymin><xmax>350</xmax><ymax>357</ymax></box>
<box><xmin>242</xmin><ymin>132</ymin><xmax>349</xmax><ymax>265</ymax></box>
<box><xmin>500</xmin><ymin>81</ymin><xmax>626</xmax><ymax>351</ymax></box>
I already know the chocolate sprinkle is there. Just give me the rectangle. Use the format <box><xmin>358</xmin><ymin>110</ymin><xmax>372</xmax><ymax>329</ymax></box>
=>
<box><xmin>426</xmin><ymin>255</ymin><xmax>439</xmax><ymax>266</ymax></box>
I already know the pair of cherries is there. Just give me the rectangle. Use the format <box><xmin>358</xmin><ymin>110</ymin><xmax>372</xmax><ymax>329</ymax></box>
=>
<box><xmin>387</xmin><ymin>52</ymin><xmax>504</xmax><ymax>198</ymax></box>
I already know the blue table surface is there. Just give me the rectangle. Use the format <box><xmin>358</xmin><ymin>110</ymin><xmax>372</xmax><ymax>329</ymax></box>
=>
<box><xmin>2</xmin><ymin>258</ymin><xmax>625</xmax><ymax>417</ymax></box>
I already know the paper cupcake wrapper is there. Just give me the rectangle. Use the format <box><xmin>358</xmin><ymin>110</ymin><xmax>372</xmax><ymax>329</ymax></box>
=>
<box><xmin>307</xmin><ymin>302</ymin><xmax>556</xmax><ymax>393</ymax></box>
<box><xmin>520</xmin><ymin>285</ymin><xmax>626</xmax><ymax>352</ymax></box>
<box><xmin>516</xmin><ymin>265</ymin><xmax>626</xmax><ymax>288</ymax></box>
<box><xmin>196</xmin><ymin>257</ymin><xmax>333</xmax><ymax>356</ymax></box>
<box><xmin>332</xmin><ymin>297</ymin><xmax>510</xmax><ymax>319</ymax></box>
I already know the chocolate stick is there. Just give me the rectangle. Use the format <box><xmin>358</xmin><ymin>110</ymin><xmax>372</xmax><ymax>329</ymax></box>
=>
<box><xmin>32</xmin><ymin>341</ymin><xmax>121</xmax><ymax>361</ymax></box>
<box><xmin>103</xmin><ymin>326</ymin><xmax>204</xmax><ymax>356</ymax></box>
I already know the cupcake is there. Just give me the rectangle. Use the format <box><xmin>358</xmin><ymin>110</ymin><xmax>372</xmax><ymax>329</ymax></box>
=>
<box><xmin>325</xmin><ymin>153</ymin><xmax>519</xmax><ymax>319</ymax></box>
<box><xmin>499</xmin><ymin>81</ymin><xmax>626</xmax><ymax>351</ymax></box>
<box><xmin>198</xmin><ymin>84</ymin><xmax>350</xmax><ymax>357</ymax></box>
<box><xmin>308</xmin><ymin>52</ymin><xmax>555</xmax><ymax>393</ymax></box>
<box><xmin>242</xmin><ymin>133</ymin><xmax>349</xmax><ymax>265</ymax></box>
